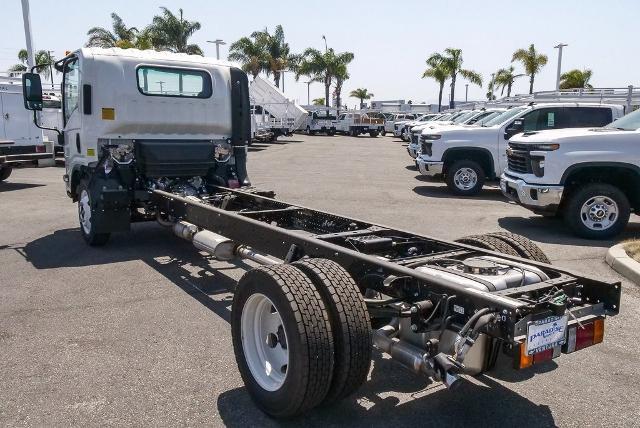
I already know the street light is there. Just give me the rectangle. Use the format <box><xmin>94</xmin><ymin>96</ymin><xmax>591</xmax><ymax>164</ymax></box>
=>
<box><xmin>276</xmin><ymin>70</ymin><xmax>287</xmax><ymax>92</ymax></box>
<box><xmin>304</xmin><ymin>81</ymin><xmax>312</xmax><ymax>105</ymax></box>
<box><xmin>322</xmin><ymin>35</ymin><xmax>327</xmax><ymax>52</ymax></box>
<box><xmin>206</xmin><ymin>39</ymin><xmax>226</xmax><ymax>60</ymax></box>
<box><xmin>465</xmin><ymin>83</ymin><xmax>469</xmax><ymax>102</ymax></box>
<box><xmin>554</xmin><ymin>43</ymin><xmax>568</xmax><ymax>91</ymax></box>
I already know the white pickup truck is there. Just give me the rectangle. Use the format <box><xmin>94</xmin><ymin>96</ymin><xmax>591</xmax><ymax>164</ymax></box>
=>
<box><xmin>304</xmin><ymin>108</ymin><xmax>337</xmax><ymax>136</ymax></box>
<box><xmin>394</xmin><ymin>113</ymin><xmax>441</xmax><ymax>141</ymax></box>
<box><xmin>407</xmin><ymin>109</ymin><xmax>504</xmax><ymax>158</ymax></box>
<box><xmin>385</xmin><ymin>113</ymin><xmax>417</xmax><ymax>135</ymax></box>
<box><xmin>501</xmin><ymin>108</ymin><xmax>640</xmax><ymax>239</ymax></box>
<box><xmin>415</xmin><ymin>103</ymin><xmax>624</xmax><ymax>195</ymax></box>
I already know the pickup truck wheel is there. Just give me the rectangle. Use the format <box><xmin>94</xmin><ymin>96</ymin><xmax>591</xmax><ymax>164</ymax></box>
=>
<box><xmin>455</xmin><ymin>235</ymin><xmax>520</xmax><ymax>257</ymax></box>
<box><xmin>0</xmin><ymin>166</ymin><xmax>12</xmax><ymax>181</ymax></box>
<box><xmin>485</xmin><ymin>232</ymin><xmax>550</xmax><ymax>263</ymax></box>
<box><xmin>231</xmin><ymin>265</ymin><xmax>334</xmax><ymax>417</ymax></box>
<box><xmin>350</xmin><ymin>129</ymin><xmax>359</xmax><ymax>137</ymax></box>
<box><xmin>327</xmin><ymin>129</ymin><xmax>335</xmax><ymax>136</ymax></box>
<box><xmin>446</xmin><ymin>160</ymin><xmax>485</xmax><ymax>196</ymax></box>
<box><xmin>292</xmin><ymin>258</ymin><xmax>371</xmax><ymax>404</ymax></box>
<box><xmin>564</xmin><ymin>183</ymin><xmax>630</xmax><ymax>239</ymax></box>
<box><xmin>369</xmin><ymin>130</ymin><xmax>379</xmax><ymax>138</ymax></box>
<box><xmin>77</xmin><ymin>179</ymin><xmax>110</xmax><ymax>246</ymax></box>
<box><xmin>380</xmin><ymin>129</ymin><xmax>386</xmax><ymax>136</ymax></box>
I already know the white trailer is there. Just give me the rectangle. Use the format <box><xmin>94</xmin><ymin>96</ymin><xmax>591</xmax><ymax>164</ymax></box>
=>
<box><xmin>0</xmin><ymin>76</ymin><xmax>54</xmax><ymax>180</ymax></box>
<box><xmin>249</xmin><ymin>76</ymin><xmax>307</xmax><ymax>140</ymax></box>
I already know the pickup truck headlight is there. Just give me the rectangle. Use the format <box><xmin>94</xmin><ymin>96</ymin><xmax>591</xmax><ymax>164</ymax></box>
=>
<box><xmin>530</xmin><ymin>143</ymin><xmax>560</xmax><ymax>151</ymax></box>
<box><xmin>422</xmin><ymin>134</ymin><xmax>442</xmax><ymax>141</ymax></box>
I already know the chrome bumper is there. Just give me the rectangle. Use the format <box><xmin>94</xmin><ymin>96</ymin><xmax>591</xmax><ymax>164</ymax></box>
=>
<box><xmin>500</xmin><ymin>173</ymin><xmax>564</xmax><ymax>213</ymax></box>
<box><xmin>407</xmin><ymin>144</ymin><xmax>418</xmax><ymax>158</ymax></box>
<box><xmin>416</xmin><ymin>158</ymin><xmax>444</xmax><ymax>176</ymax></box>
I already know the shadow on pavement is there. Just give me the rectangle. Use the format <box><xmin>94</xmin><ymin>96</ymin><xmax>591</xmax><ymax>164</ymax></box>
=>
<box><xmin>412</xmin><ymin>185</ymin><xmax>507</xmax><ymax>203</ymax></box>
<box><xmin>217</xmin><ymin>352</ymin><xmax>556</xmax><ymax>427</ymax></box>
<box><xmin>497</xmin><ymin>215</ymin><xmax>640</xmax><ymax>248</ymax></box>
<box><xmin>0</xmin><ymin>182</ymin><xmax>45</xmax><ymax>193</ymax></box>
<box><xmin>19</xmin><ymin>225</ymin><xmax>557</xmax><ymax>427</ymax></box>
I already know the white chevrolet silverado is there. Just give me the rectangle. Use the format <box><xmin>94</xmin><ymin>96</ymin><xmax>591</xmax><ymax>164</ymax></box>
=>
<box><xmin>415</xmin><ymin>103</ymin><xmax>624</xmax><ymax>195</ymax></box>
<box><xmin>501</xmin><ymin>108</ymin><xmax>640</xmax><ymax>239</ymax></box>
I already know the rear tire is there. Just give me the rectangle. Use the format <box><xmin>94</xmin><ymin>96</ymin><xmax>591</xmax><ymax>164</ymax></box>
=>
<box><xmin>231</xmin><ymin>265</ymin><xmax>334</xmax><ymax>418</ymax></box>
<box><xmin>77</xmin><ymin>179</ymin><xmax>110</xmax><ymax>246</ymax></box>
<box><xmin>445</xmin><ymin>159</ymin><xmax>485</xmax><ymax>196</ymax></box>
<box><xmin>485</xmin><ymin>232</ymin><xmax>550</xmax><ymax>263</ymax></box>
<box><xmin>292</xmin><ymin>258</ymin><xmax>371</xmax><ymax>403</ymax></box>
<box><xmin>455</xmin><ymin>235</ymin><xmax>520</xmax><ymax>257</ymax></box>
<box><xmin>0</xmin><ymin>166</ymin><xmax>12</xmax><ymax>182</ymax></box>
<box><xmin>350</xmin><ymin>129</ymin><xmax>358</xmax><ymax>137</ymax></box>
<box><xmin>563</xmin><ymin>183</ymin><xmax>630</xmax><ymax>240</ymax></box>
<box><xmin>369</xmin><ymin>131</ymin><xmax>379</xmax><ymax>138</ymax></box>
<box><xmin>380</xmin><ymin>129</ymin><xmax>386</xmax><ymax>136</ymax></box>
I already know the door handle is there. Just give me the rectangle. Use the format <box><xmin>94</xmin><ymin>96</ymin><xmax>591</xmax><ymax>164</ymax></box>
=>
<box><xmin>3</xmin><ymin>113</ymin><xmax>8</xmax><ymax>120</ymax></box>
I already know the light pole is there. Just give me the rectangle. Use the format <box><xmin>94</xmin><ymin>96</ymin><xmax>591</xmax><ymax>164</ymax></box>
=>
<box><xmin>304</xmin><ymin>80</ymin><xmax>312</xmax><ymax>105</ymax></box>
<box><xmin>465</xmin><ymin>84</ymin><xmax>469</xmax><ymax>102</ymax></box>
<box><xmin>322</xmin><ymin>35</ymin><xmax>328</xmax><ymax>52</ymax></box>
<box><xmin>277</xmin><ymin>70</ymin><xmax>287</xmax><ymax>92</ymax></box>
<box><xmin>47</xmin><ymin>50</ymin><xmax>54</xmax><ymax>89</ymax></box>
<box><xmin>20</xmin><ymin>0</ymin><xmax>35</xmax><ymax>69</ymax></box>
<box><xmin>554</xmin><ymin>43</ymin><xmax>568</xmax><ymax>91</ymax></box>
<box><xmin>207</xmin><ymin>39</ymin><xmax>226</xmax><ymax>60</ymax></box>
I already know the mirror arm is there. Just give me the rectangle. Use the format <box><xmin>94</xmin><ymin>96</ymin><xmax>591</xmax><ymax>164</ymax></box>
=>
<box><xmin>32</xmin><ymin>110</ymin><xmax>62</xmax><ymax>137</ymax></box>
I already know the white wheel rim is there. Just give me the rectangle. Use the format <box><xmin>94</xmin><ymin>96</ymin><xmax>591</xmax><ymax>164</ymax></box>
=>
<box><xmin>79</xmin><ymin>189</ymin><xmax>92</xmax><ymax>234</ymax></box>
<box><xmin>241</xmin><ymin>293</ymin><xmax>289</xmax><ymax>391</ymax></box>
<box><xmin>453</xmin><ymin>167</ymin><xmax>478</xmax><ymax>191</ymax></box>
<box><xmin>580</xmin><ymin>195</ymin><xmax>619</xmax><ymax>231</ymax></box>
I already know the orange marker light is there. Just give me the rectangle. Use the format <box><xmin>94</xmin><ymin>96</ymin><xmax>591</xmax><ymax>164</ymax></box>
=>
<box><xmin>518</xmin><ymin>342</ymin><xmax>533</xmax><ymax>369</ymax></box>
<box><xmin>593</xmin><ymin>318</ymin><xmax>605</xmax><ymax>344</ymax></box>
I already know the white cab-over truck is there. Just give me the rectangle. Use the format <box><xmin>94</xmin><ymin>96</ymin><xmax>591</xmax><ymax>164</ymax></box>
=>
<box><xmin>415</xmin><ymin>104</ymin><xmax>624</xmax><ymax>195</ymax></box>
<box><xmin>501</xmin><ymin>108</ymin><xmax>640</xmax><ymax>239</ymax></box>
<box><xmin>20</xmin><ymin>47</ymin><xmax>621</xmax><ymax>419</ymax></box>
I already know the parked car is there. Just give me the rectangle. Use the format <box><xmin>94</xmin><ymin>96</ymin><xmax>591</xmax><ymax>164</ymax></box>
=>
<box><xmin>385</xmin><ymin>113</ymin><xmax>417</xmax><ymax>134</ymax></box>
<box><xmin>501</xmin><ymin>107</ymin><xmax>640</xmax><ymax>239</ymax></box>
<box><xmin>395</xmin><ymin>113</ymin><xmax>442</xmax><ymax>141</ymax></box>
<box><xmin>335</xmin><ymin>112</ymin><xmax>384</xmax><ymax>137</ymax></box>
<box><xmin>407</xmin><ymin>109</ymin><xmax>505</xmax><ymax>158</ymax></box>
<box><xmin>415</xmin><ymin>103</ymin><xmax>624</xmax><ymax>195</ymax></box>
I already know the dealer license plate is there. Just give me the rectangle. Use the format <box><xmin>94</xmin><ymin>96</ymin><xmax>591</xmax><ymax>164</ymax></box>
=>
<box><xmin>526</xmin><ymin>315</ymin><xmax>568</xmax><ymax>355</ymax></box>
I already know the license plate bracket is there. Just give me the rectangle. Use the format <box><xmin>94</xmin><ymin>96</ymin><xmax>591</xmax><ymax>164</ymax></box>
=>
<box><xmin>526</xmin><ymin>315</ymin><xmax>568</xmax><ymax>355</ymax></box>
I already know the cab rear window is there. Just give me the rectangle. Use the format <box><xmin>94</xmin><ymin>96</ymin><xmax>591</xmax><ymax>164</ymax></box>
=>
<box><xmin>136</xmin><ymin>66</ymin><xmax>212</xmax><ymax>98</ymax></box>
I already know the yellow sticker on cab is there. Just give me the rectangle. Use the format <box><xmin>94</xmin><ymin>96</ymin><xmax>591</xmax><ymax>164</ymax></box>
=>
<box><xmin>102</xmin><ymin>108</ymin><xmax>115</xmax><ymax>120</ymax></box>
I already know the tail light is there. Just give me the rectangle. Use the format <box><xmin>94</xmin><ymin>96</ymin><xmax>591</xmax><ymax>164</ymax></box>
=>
<box><xmin>514</xmin><ymin>342</ymin><xmax>561</xmax><ymax>369</ymax></box>
<box><xmin>563</xmin><ymin>318</ymin><xmax>604</xmax><ymax>354</ymax></box>
<box><xmin>35</xmin><ymin>145</ymin><xmax>46</xmax><ymax>153</ymax></box>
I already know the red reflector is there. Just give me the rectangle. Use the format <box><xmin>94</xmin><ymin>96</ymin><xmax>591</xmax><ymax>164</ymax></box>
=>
<box><xmin>575</xmin><ymin>322</ymin><xmax>595</xmax><ymax>351</ymax></box>
<box><xmin>534</xmin><ymin>348</ymin><xmax>554</xmax><ymax>363</ymax></box>
<box><xmin>227</xmin><ymin>179</ymin><xmax>240</xmax><ymax>189</ymax></box>
<box><xmin>35</xmin><ymin>145</ymin><xmax>46</xmax><ymax>153</ymax></box>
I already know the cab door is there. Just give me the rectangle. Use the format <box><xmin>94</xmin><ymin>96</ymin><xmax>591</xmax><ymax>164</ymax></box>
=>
<box><xmin>61</xmin><ymin>56</ymin><xmax>84</xmax><ymax>181</ymax></box>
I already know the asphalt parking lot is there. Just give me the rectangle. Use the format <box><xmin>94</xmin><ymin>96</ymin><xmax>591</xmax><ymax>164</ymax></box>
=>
<box><xmin>1</xmin><ymin>134</ymin><xmax>639</xmax><ymax>427</ymax></box>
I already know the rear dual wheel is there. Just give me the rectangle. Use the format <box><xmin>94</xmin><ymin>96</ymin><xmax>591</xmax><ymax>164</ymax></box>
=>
<box><xmin>455</xmin><ymin>232</ymin><xmax>550</xmax><ymax>264</ymax></box>
<box><xmin>231</xmin><ymin>260</ymin><xmax>370</xmax><ymax>417</ymax></box>
<box><xmin>0</xmin><ymin>166</ymin><xmax>12</xmax><ymax>182</ymax></box>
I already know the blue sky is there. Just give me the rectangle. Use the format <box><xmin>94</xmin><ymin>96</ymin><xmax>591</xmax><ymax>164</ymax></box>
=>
<box><xmin>1</xmin><ymin>0</ymin><xmax>638</xmax><ymax>106</ymax></box>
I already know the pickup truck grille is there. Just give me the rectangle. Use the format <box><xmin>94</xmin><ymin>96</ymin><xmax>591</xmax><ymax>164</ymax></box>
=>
<box><xmin>411</xmin><ymin>133</ymin><xmax>419</xmax><ymax>145</ymax></box>
<box><xmin>506</xmin><ymin>143</ymin><xmax>533</xmax><ymax>174</ymax></box>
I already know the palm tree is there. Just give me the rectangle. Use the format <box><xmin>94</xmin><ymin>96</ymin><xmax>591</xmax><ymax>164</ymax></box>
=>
<box><xmin>228</xmin><ymin>36</ymin><xmax>266</xmax><ymax>79</ymax></box>
<box><xmin>486</xmin><ymin>73</ymin><xmax>497</xmax><ymax>100</ymax></box>
<box><xmin>559</xmin><ymin>69</ymin><xmax>593</xmax><ymax>90</ymax></box>
<box><xmin>294</xmin><ymin>48</ymin><xmax>354</xmax><ymax>107</ymax></box>
<box><xmin>427</xmin><ymin>48</ymin><xmax>482</xmax><ymax>109</ymax></box>
<box><xmin>9</xmin><ymin>49</ymin><xmax>55</xmax><ymax>84</ymax></box>
<box><xmin>350</xmin><ymin>88</ymin><xmax>374</xmax><ymax>107</ymax></box>
<box><xmin>148</xmin><ymin>7</ymin><xmax>203</xmax><ymax>55</ymax></box>
<box><xmin>312</xmin><ymin>98</ymin><xmax>325</xmax><ymax>106</ymax></box>
<box><xmin>333</xmin><ymin>63</ymin><xmax>349</xmax><ymax>109</ymax></box>
<box><xmin>421</xmin><ymin>56</ymin><xmax>449</xmax><ymax>112</ymax></box>
<box><xmin>86</xmin><ymin>13</ymin><xmax>143</xmax><ymax>49</ymax></box>
<box><xmin>494</xmin><ymin>66</ymin><xmax>524</xmax><ymax>97</ymax></box>
<box><xmin>252</xmin><ymin>25</ymin><xmax>292</xmax><ymax>89</ymax></box>
<box><xmin>512</xmin><ymin>44</ymin><xmax>548</xmax><ymax>94</ymax></box>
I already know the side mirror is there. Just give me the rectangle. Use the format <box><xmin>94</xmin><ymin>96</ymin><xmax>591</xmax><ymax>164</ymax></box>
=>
<box><xmin>504</xmin><ymin>118</ymin><xmax>524</xmax><ymax>139</ymax></box>
<box><xmin>22</xmin><ymin>73</ymin><xmax>43</xmax><ymax>111</ymax></box>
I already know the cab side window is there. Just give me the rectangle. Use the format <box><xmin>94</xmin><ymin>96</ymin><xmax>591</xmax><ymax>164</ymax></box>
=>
<box><xmin>522</xmin><ymin>107</ymin><xmax>567</xmax><ymax>132</ymax></box>
<box><xmin>63</xmin><ymin>58</ymin><xmax>80</xmax><ymax>123</ymax></box>
<box><xmin>571</xmin><ymin>107</ymin><xmax>612</xmax><ymax>127</ymax></box>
